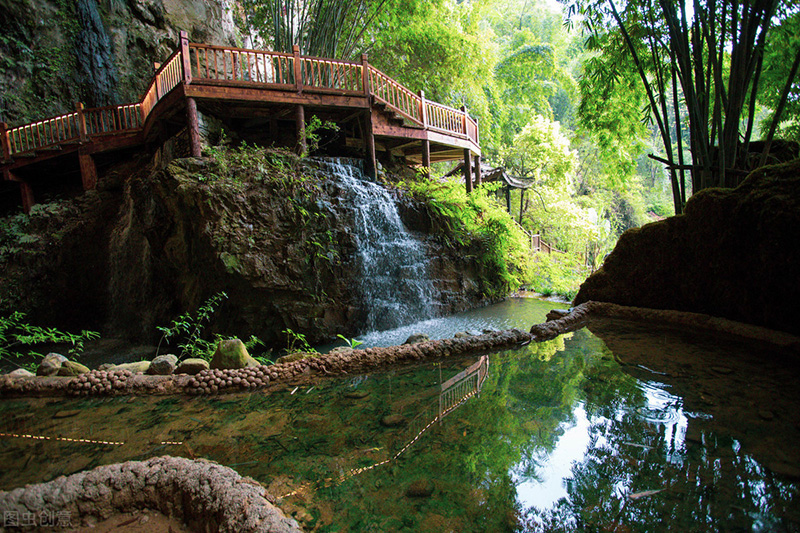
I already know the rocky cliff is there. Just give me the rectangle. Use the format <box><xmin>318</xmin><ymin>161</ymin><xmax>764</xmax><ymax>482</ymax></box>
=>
<box><xmin>0</xmin><ymin>148</ymin><xmax>495</xmax><ymax>347</ymax></box>
<box><xmin>0</xmin><ymin>0</ymin><xmax>239</xmax><ymax>123</ymax></box>
<box><xmin>574</xmin><ymin>159</ymin><xmax>800</xmax><ymax>336</ymax></box>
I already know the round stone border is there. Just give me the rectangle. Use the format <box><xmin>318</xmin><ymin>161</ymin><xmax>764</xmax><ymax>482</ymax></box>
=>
<box><xmin>0</xmin><ymin>455</ymin><xmax>302</xmax><ymax>532</ymax></box>
<box><xmin>1</xmin><ymin>301</ymin><xmax>797</xmax><ymax>398</ymax></box>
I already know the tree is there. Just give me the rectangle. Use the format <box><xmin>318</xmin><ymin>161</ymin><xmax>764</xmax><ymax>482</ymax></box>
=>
<box><xmin>569</xmin><ymin>0</ymin><xmax>800</xmax><ymax>214</ymax></box>
<box><xmin>240</xmin><ymin>0</ymin><xmax>387</xmax><ymax>58</ymax></box>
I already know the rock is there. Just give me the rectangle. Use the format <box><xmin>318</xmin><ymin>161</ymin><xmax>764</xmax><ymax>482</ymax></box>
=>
<box><xmin>454</xmin><ymin>331</ymin><xmax>471</xmax><ymax>338</ymax></box>
<box><xmin>404</xmin><ymin>333</ymin><xmax>430</xmax><ymax>345</ymax></box>
<box><xmin>97</xmin><ymin>363</ymin><xmax>115</xmax><ymax>371</ymax></box>
<box><xmin>406</xmin><ymin>479</ymin><xmax>435</xmax><ymax>498</ymax></box>
<box><xmin>8</xmin><ymin>369</ymin><xmax>34</xmax><ymax>378</ymax></box>
<box><xmin>380</xmin><ymin>414</ymin><xmax>406</xmax><ymax>427</ymax></box>
<box><xmin>110</xmin><ymin>361</ymin><xmax>151</xmax><ymax>374</ymax></box>
<box><xmin>37</xmin><ymin>353</ymin><xmax>68</xmax><ymax>376</ymax></box>
<box><xmin>57</xmin><ymin>360</ymin><xmax>90</xmax><ymax>376</ymax></box>
<box><xmin>210</xmin><ymin>339</ymin><xmax>260</xmax><ymax>370</ymax></box>
<box><xmin>53</xmin><ymin>410</ymin><xmax>82</xmax><ymax>419</ymax></box>
<box><xmin>175</xmin><ymin>358</ymin><xmax>210</xmax><ymax>375</ymax></box>
<box><xmin>546</xmin><ymin>309</ymin><xmax>571</xmax><ymax>321</ymax></box>
<box><xmin>575</xmin><ymin>160</ymin><xmax>800</xmax><ymax>336</ymax></box>
<box><xmin>275</xmin><ymin>352</ymin><xmax>314</xmax><ymax>365</ymax></box>
<box><xmin>148</xmin><ymin>354</ymin><xmax>178</xmax><ymax>375</ymax></box>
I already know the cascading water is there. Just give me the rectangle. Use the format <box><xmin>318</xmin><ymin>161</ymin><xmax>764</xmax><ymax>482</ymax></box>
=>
<box><xmin>317</xmin><ymin>158</ymin><xmax>437</xmax><ymax>332</ymax></box>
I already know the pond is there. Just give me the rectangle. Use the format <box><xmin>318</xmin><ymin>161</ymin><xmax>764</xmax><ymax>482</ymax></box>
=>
<box><xmin>1</xmin><ymin>301</ymin><xmax>798</xmax><ymax>532</ymax></box>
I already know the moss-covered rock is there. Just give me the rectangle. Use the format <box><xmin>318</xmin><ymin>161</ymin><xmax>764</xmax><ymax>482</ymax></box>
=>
<box><xmin>210</xmin><ymin>339</ymin><xmax>259</xmax><ymax>369</ymax></box>
<box><xmin>575</xmin><ymin>159</ymin><xmax>800</xmax><ymax>336</ymax></box>
<box><xmin>57</xmin><ymin>360</ymin><xmax>90</xmax><ymax>376</ymax></box>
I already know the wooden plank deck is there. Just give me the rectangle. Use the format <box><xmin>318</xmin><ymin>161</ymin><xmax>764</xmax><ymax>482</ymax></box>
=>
<box><xmin>1</xmin><ymin>33</ymin><xmax>481</xmax><ymax>212</ymax></box>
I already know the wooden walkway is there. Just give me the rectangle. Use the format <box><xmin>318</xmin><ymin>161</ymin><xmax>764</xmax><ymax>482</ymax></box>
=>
<box><xmin>0</xmin><ymin>32</ymin><xmax>481</xmax><ymax>212</ymax></box>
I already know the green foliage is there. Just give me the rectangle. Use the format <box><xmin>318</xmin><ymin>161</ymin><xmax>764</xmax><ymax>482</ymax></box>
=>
<box><xmin>527</xmin><ymin>252</ymin><xmax>586</xmax><ymax>301</ymax></box>
<box><xmin>302</xmin><ymin>115</ymin><xmax>340</xmax><ymax>157</ymax></box>
<box><xmin>500</xmin><ymin>114</ymin><xmax>576</xmax><ymax>183</ymax></box>
<box><xmin>398</xmin><ymin>175</ymin><xmax>531</xmax><ymax>298</ymax></box>
<box><xmin>336</xmin><ymin>334</ymin><xmax>363</xmax><ymax>349</ymax></box>
<box><xmin>0</xmin><ymin>311</ymin><xmax>100</xmax><ymax>371</ymax></box>
<box><xmin>156</xmin><ymin>292</ymin><xmax>228</xmax><ymax>361</ymax></box>
<box><xmin>283</xmin><ymin>328</ymin><xmax>318</xmax><ymax>355</ymax></box>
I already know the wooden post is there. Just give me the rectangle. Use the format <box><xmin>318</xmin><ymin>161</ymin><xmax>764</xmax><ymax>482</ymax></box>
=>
<box><xmin>19</xmin><ymin>179</ymin><xmax>34</xmax><ymax>213</ymax></box>
<box><xmin>361</xmin><ymin>54</ymin><xmax>370</xmax><ymax>96</ymax></box>
<box><xmin>293</xmin><ymin>45</ymin><xmax>303</xmax><ymax>93</ymax></box>
<box><xmin>76</xmin><ymin>103</ymin><xmax>88</xmax><ymax>142</ymax></box>
<box><xmin>460</xmin><ymin>105</ymin><xmax>468</xmax><ymax>135</ymax></box>
<box><xmin>180</xmin><ymin>31</ymin><xmax>192</xmax><ymax>84</ymax></box>
<box><xmin>419</xmin><ymin>90</ymin><xmax>427</xmax><ymax>127</ymax></box>
<box><xmin>364</xmin><ymin>111</ymin><xmax>377</xmax><ymax>179</ymax></box>
<box><xmin>505</xmin><ymin>184</ymin><xmax>511</xmax><ymax>212</ymax></box>
<box><xmin>421</xmin><ymin>139</ymin><xmax>431</xmax><ymax>178</ymax></box>
<box><xmin>79</xmin><ymin>148</ymin><xmax>98</xmax><ymax>190</ymax></box>
<box><xmin>186</xmin><ymin>97</ymin><xmax>202</xmax><ymax>157</ymax></box>
<box><xmin>519</xmin><ymin>189</ymin><xmax>525</xmax><ymax>225</ymax></box>
<box><xmin>296</xmin><ymin>104</ymin><xmax>306</xmax><ymax>155</ymax></box>
<box><xmin>0</xmin><ymin>122</ymin><xmax>10</xmax><ymax>163</ymax></box>
<box><xmin>464</xmin><ymin>148</ymin><xmax>473</xmax><ymax>194</ymax></box>
<box><xmin>473</xmin><ymin>155</ymin><xmax>481</xmax><ymax>187</ymax></box>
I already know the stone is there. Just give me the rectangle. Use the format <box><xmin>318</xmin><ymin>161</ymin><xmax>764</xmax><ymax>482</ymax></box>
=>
<box><xmin>406</xmin><ymin>479</ymin><xmax>435</xmax><ymax>498</ymax></box>
<box><xmin>380</xmin><ymin>414</ymin><xmax>406</xmax><ymax>427</ymax></box>
<box><xmin>148</xmin><ymin>354</ymin><xmax>178</xmax><ymax>375</ymax></box>
<box><xmin>575</xmin><ymin>159</ymin><xmax>800</xmax><ymax>336</ymax></box>
<box><xmin>175</xmin><ymin>358</ymin><xmax>210</xmax><ymax>375</ymax></box>
<box><xmin>37</xmin><ymin>353</ymin><xmax>68</xmax><ymax>376</ymax></box>
<box><xmin>57</xmin><ymin>360</ymin><xmax>90</xmax><ymax>376</ymax></box>
<box><xmin>454</xmin><ymin>331</ymin><xmax>471</xmax><ymax>338</ymax></box>
<box><xmin>53</xmin><ymin>410</ymin><xmax>82</xmax><ymax>419</ymax></box>
<box><xmin>275</xmin><ymin>352</ymin><xmax>314</xmax><ymax>365</ymax></box>
<box><xmin>8</xmin><ymin>368</ymin><xmax>34</xmax><ymax>378</ymax></box>
<box><xmin>110</xmin><ymin>361</ymin><xmax>151</xmax><ymax>374</ymax></box>
<box><xmin>210</xmin><ymin>339</ymin><xmax>260</xmax><ymax>370</ymax></box>
<box><xmin>97</xmin><ymin>363</ymin><xmax>115</xmax><ymax>371</ymax></box>
<box><xmin>404</xmin><ymin>333</ymin><xmax>430</xmax><ymax>345</ymax></box>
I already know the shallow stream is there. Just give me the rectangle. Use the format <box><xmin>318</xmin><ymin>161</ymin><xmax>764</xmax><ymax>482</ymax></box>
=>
<box><xmin>1</xmin><ymin>299</ymin><xmax>798</xmax><ymax>532</ymax></box>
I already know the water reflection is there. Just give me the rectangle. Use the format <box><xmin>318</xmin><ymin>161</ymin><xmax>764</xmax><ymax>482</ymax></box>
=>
<box><xmin>1</xmin><ymin>321</ymin><xmax>798</xmax><ymax>532</ymax></box>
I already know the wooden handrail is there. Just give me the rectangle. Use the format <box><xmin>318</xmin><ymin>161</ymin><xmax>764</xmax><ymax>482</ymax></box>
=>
<box><xmin>2</xmin><ymin>38</ymin><xmax>480</xmax><ymax>159</ymax></box>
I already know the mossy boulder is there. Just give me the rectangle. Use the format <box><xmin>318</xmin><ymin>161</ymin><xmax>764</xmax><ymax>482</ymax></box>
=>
<box><xmin>110</xmin><ymin>361</ymin><xmax>151</xmax><ymax>373</ymax></box>
<box><xmin>37</xmin><ymin>353</ymin><xmax>68</xmax><ymax>376</ymax></box>
<box><xmin>210</xmin><ymin>339</ymin><xmax>260</xmax><ymax>369</ymax></box>
<box><xmin>275</xmin><ymin>352</ymin><xmax>314</xmax><ymax>365</ymax></box>
<box><xmin>148</xmin><ymin>354</ymin><xmax>178</xmax><ymax>375</ymax></box>
<box><xmin>575</xmin><ymin>159</ymin><xmax>800</xmax><ymax>336</ymax></box>
<box><xmin>175</xmin><ymin>358</ymin><xmax>210</xmax><ymax>375</ymax></box>
<box><xmin>57</xmin><ymin>360</ymin><xmax>90</xmax><ymax>376</ymax></box>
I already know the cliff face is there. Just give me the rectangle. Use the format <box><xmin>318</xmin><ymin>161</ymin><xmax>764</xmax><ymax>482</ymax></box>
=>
<box><xmin>574</xmin><ymin>159</ymin><xmax>800</xmax><ymax>336</ymax></box>
<box><xmin>0</xmin><ymin>150</ymin><xmax>493</xmax><ymax>347</ymax></box>
<box><xmin>0</xmin><ymin>0</ymin><xmax>238</xmax><ymax>123</ymax></box>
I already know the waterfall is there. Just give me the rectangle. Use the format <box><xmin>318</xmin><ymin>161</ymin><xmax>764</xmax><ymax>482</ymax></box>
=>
<box><xmin>318</xmin><ymin>159</ymin><xmax>437</xmax><ymax>332</ymax></box>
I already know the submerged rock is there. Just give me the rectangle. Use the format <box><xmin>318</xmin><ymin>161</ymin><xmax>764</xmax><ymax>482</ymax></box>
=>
<box><xmin>210</xmin><ymin>339</ymin><xmax>259</xmax><ymax>369</ymax></box>
<box><xmin>37</xmin><ymin>353</ymin><xmax>68</xmax><ymax>376</ymax></box>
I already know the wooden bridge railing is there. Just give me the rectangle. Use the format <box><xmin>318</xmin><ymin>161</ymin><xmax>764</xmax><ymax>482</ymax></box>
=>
<box><xmin>1</xmin><ymin>35</ymin><xmax>480</xmax><ymax>162</ymax></box>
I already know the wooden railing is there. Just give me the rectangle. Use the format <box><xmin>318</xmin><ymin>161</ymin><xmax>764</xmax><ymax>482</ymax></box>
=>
<box><xmin>1</xmin><ymin>37</ymin><xmax>480</xmax><ymax>162</ymax></box>
<box><xmin>368</xmin><ymin>68</ymin><xmax>424</xmax><ymax>124</ymax></box>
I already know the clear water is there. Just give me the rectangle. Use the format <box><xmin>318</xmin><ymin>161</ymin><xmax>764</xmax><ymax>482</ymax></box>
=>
<box><xmin>319</xmin><ymin>158</ymin><xmax>437</xmax><ymax>331</ymax></box>
<box><xmin>319</xmin><ymin>296</ymin><xmax>564</xmax><ymax>350</ymax></box>
<box><xmin>1</xmin><ymin>316</ymin><xmax>798</xmax><ymax>532</ymax></box>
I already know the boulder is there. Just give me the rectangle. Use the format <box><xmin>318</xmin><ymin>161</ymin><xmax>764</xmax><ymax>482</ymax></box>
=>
<box><xmin>57</xmin><ymin>360</ymin><xmax>90</xmax><ymax>376</ymax></box>
<box><xmin>110</xmin><ymin>361</ymin><xmax>151</xmax><ymax>374</ymax></box>
<box><xmin>406</xmin><ymin>479</ymin><xmax>435</xmax><ymax>498</ymax></box>
<box><xmin>175</xmin><ymin>358</ymin><xmax>210</xmax><ymax>375</ymax></box>
<box><xmin>148</xmin><ymin>354</ymin><xmax>178</xmax><ymax>375</ymax></box>
<box><xmin>404</xmin><ymin>333</ymin><xmax>430</xmax><ymax>345</ymax></box>
<box><xmin>575</xmin><ymin>160</ymin><xmax>800</xmax><ymax>336</ymax></box>
<box><xmin>275</xmin><ymin>352</ymin><xmax>314</xmax><ymax>365</ymax></box>
<box><xmin>454</xmin><ymin>331</ymin><xmax>471</xmax><ymax>338</ymax></box>
<box><xmin>210</xmin><ymin>339</ymin><xmax>260</xmax><ymax>370</ymax></box>
<box><xmin>8</xmin><ymin>368</ymin><xmax>34</xmax><ymax>378</ymax></box>
<box><xmin>37</xmin><ymin>353</ymin><xmax>68</xmax><ymax>376</ymax></box>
